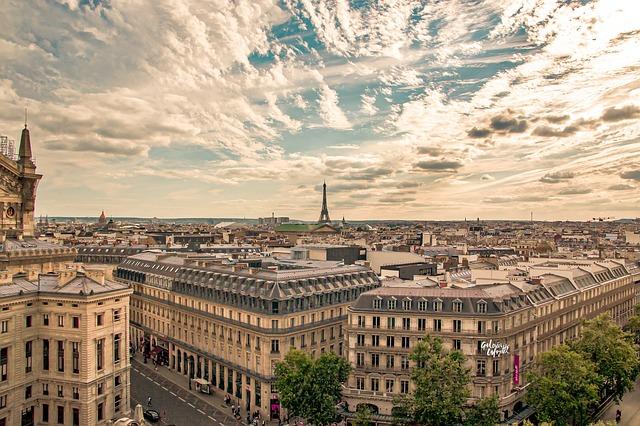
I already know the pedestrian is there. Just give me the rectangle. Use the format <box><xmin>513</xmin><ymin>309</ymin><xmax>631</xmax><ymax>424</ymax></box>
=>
<box><xmin>261</xmin><ymin>420</ymin><xmax>265</xmax><ymax>426</ymax></box>
<box><xmin>147</xmin><ymin>396</ymin><xmax>152</xmax><ymax>407</ymax></box>
<box><xmin>231</xmin><ymin>404</ymin><xmax>235</xmax><ymax>413</ymax></box>
<box><xmin>162</xmin><ymin>410</ymin><xmax>166</xmax><ymax>420</ymax></box>
<box><xmin>616</xmin><ymin>409</ymin><xmax>622</xmax><ymax>424</ymax></box>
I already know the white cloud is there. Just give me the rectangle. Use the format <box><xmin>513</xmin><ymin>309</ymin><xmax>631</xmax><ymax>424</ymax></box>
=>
<box><xmin>317</xmin><ymin>84</ymin><xmax>351</xmax><ymax>130</ymax></box>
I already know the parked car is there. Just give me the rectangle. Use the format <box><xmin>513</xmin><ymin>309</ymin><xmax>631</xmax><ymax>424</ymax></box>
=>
<box><xmin>143</xmin><ymin>409</ymin><xmax>160</xmax><ymax>422</ymax></box>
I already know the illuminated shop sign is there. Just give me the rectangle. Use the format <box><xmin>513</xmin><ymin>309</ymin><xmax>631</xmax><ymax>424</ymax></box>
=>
<box><xmin>480</xmin><ymin>340</ymin><xmax>510</xmax><ymax>358</ymax></box>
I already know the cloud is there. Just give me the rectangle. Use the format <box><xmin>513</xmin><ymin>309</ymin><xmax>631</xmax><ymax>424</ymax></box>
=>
<box><xmin>608</xmin><ymin>184</ymin><xmax>634</xmax><ymax>190</ymax></box>
<box><xmin>620</xmin><ymin>170</ymin><xmax>640</xmax><ymax>181</ymax></box>
<box><xmin>44</xmin><ymin>138</ymin><xmax>148</xmax><ymax>156</ymax></box>
<box><xmin>601</xmin><ymin>105</ymin><xmax>640</xmax><ymax>122</ymax></box>
<box><xmin>480</xmin><ymin>174</ymin><xmax>495</xmax><ymax>181</ymax></box>
<box><xmin>413</xmin><ymin>160</ymin><xmax>463</xmax><ymax>172</ymax></box>
<box><xmin>327</xmin><ymin>144</ymin><xmax>359</xmax><ymax>150</ymax></box>
<box><xmin>344</xmin><ymin>167</ymin><xmax>393</xmax><ymax>180</ymax></box>
<box><xmin>540</xmin><ymin>171</ymin><xmax>576</xmax><ymax>184</ymax></box>
<box><xmin>361</xmin><ymin>93</ymin><xmax>377</xmax><ymax>116</ymax></box>
<box><xmin>545</xmin><ymin>114</ymin><xmax>570</xmax><ymax>124</ymax></box>
<box><xmin>484</xmin><ymin>195</ymin><xmax>548</xmax><ymax>204</ymax></box>
<box><xmin>489</xmin><ymin>113</ymin><xmax>528</xmax><ymax>133</ymax></box>
<box><xmin>416</xmin><ymin>146</ymin><xmax>445</xmax><ymax>156</ymax></box>
<box><xmin>317</xmin><ymin>85</ymin><xmax>351</xmax><ymax>130</ymax></box>
<box><xmin>532</xmin><ymin>124</ymin><xmax>580</xmax><ymax>137</ymax></box>
<box><xmin>467</xmin><ymin>127</ymin><xmax>492</xmax><ymax>138</ymax></box>
<box><xmin>559</xmin><ymin>187</ymin><xmax>592</xmax><ymax>195</ymax></box>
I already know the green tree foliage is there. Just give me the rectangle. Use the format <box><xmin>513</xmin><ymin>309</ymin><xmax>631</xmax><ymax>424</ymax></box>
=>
<box><xmin>353</xmin><ymin>404</ymin><xmax>373</xmax><ymax>426</ymax></box>
<box><xmin>570</xmin><ymin>314</ymin><xmax>640</xmax><ymax>401</ymax></box>
<box><xmin>623</xmin><ymin>304</ymin><xmax>640</xmax><ymax>345</ymax></box>
<box><xmin>394</xmin><ymin>336</ymin><xmax>472</xmax><ymax>426</ymax></box>
<box><xmin>526</xmin><ymin>345</ymin><xmax>601</xmax><ymax>426</ymax></box>
<box><xmin>464</xmin><ymin>395</ymin><xmax>500</xmax><ymax>426</ymax></box>
<box><xmin>274</xmin><ymin>350</ymin><xmax>351</xmax><ymax>426</ymax></box>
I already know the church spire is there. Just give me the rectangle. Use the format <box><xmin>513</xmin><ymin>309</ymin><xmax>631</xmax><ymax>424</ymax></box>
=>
<box><xmin>318</xmin><ymin>181</ymin><xmax>331</xmax><ymax>224</ymax></box>
<box><xmin>18</xmin><ymin>109</ymin><xmax>35</xmax><ymax>171</ymax></box>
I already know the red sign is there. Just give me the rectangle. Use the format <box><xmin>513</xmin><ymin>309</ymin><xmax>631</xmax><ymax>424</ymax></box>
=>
<box><xmin>513</xmin><ymin>354</ymin><xmax>520</xmax><ymax>385</ymax></box>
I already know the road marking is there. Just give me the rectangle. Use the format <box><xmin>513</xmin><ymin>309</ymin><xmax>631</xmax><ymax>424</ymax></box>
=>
<box><xmin>178</xmin><ymin>397</ymin><xmax>186</xmax><ymax>402</ymax></box>
<box><xmin>170</xmin><ymin>392</ymin><xmax>176</xmax><ymax>396</ymax></box>
<box><xmin>161</xmin><ymin>386</ymin><xmax>168</xmax><ymax>391</ymax></box>
<box><xmin>140</xmin><ymin>372</ymin><xmax>146</xmax><ymax>377</ymax></box>
<box><xmin>208</xmin><ymin>415</ymin><xmax>215</xmax><ymax>420</ymax></box>
<box><xmin>188</xmin><ymin>403</ymin><xmax>196</xmax><ymax>408</ymax></box>
<box><xmin>197</xmin><ymin>408</ymin><xmax>206</xmax><ymax>415</ymax></box>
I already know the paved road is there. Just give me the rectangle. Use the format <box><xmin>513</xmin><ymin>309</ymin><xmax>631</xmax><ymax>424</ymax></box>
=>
<box><xmin>600</xmin><ymin>377</ymin><xmax>640</xmax><ymax>426</ymax></box>
<box><xmin>131</xmin><ymin>364</ymin><xmax>242</xmax><ymax>426</ymax></box>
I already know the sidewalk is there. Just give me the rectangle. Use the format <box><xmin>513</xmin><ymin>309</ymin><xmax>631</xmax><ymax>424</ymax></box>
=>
<box><xmin>132</xmin><ymin>354</ymin><xmax>278</xmax><ymax>425</ymax></box>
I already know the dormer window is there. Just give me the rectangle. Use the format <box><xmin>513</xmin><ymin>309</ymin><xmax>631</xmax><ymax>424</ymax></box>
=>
<box><xmin>402</xmin><ymin>299</ymin><xmax>412</xmax><ymax>310</ymax></box>
<box><xmin>452</xmin><ymin>300</ymin><xmax>463</xmax><ymax>313</ymax></box>
<box><xmin>373</xmin><ymin>298</ymin><xmax>382</xmax><ymax>309</ymax></box>
<box><xmin>417</xmin><ymin>300</ymin><xmax>427</xmax><ymax>311</ymax></box>
<box><xmin>433</xmin><ymin>299</ymin><xmax>442</xmax><ymax>312</ymax></box>
<box><xmin>477</xmin><ymin>300</ymin><xmax>487</xmax><ymax>314</ymax></box>
<box><xmin>388</xmin><ymin>298</ymin><xmax>397</xmax><ymax>310</ymax></box>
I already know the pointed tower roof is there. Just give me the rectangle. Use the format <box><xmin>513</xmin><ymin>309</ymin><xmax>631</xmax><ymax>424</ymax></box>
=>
<box><xmin>18</xmin><ymin>111</ymin><xmax>35</xmax><ymax>172</ymax></box>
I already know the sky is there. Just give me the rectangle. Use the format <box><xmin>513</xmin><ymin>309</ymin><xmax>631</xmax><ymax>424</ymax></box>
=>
<box><xmin>0</xmin><ymin>0</ymin><xmax>639</xmax><ymax>221</ymax></box>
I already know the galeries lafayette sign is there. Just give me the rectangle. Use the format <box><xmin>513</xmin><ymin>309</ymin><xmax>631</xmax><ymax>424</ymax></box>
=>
<box><xmin>480</xmin><ymin>340</ymin><xmax>510</xmax><ymax>358</ymax></box>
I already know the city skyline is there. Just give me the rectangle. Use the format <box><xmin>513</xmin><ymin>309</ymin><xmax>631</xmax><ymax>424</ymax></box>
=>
<box><xmin>0</xmin><ymin>1</ymin><xmax>639</xmax><ymax>221</ymax></box>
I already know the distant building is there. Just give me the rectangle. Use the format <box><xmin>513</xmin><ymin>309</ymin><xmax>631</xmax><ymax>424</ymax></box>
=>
<box><xmin>274</xmin><ymin>223</ymin><xmax>339</xmax><ymax>237</ymax></box>
<box><xmin>98</xmin><ymin>210</ymin><xmax>107</xmax><ymax>226</ymax></box>
<box><xmin>380</xmin><ymin>262</ymin><xmax>438</xmax><ymax>279</ymax></box>
<box><xmin>318</xmin><ymin>181</ymin><xmax>331</xmax><ymax>224</ymax></box>
<box><xmin>258</xmin><ymin>213</ymin><xmax>290</xmax><ymax>226</ymax></box>
<box><xmin>292</xmin><ymin>244</ymin><xmax>364</xmax><ymax>265</ymax></box>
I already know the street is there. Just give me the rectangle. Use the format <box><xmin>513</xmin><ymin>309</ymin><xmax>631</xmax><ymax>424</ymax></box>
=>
<box><xmin>600</xmin><ymin>377</ymin><xmax>640</xmax><ymax>426</ymax></box>
<box><xmin>131</xmin><ymin>363</ymin><xmax>242</xmax><ymax>426</ymax></box>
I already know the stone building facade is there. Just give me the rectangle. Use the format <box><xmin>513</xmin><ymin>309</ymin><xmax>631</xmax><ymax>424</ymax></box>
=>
<box><xmin>344</xmin><ymin>259</ymin><xmax>640</xmax><ymax>423</ymax></box>
<box><xmin>115</xmin><ymin>252</ymin><xmax>380</xmax><ymax>420</ymax></box>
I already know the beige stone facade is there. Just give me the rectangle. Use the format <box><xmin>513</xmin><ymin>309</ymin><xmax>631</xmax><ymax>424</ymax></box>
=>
<box><xmin>344</xmin><ymin>259</ymin><xmax>640</xmax><ymax>423</ymax></box>
<box><xmin>116</xmin><ymin>252</ymin><xmax>379</xmax><ymax>420</ymax></box>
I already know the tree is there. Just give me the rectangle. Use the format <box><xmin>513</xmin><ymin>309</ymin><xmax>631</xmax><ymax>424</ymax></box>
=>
<box><xmin>624</xmin><ymin>304</ymin><xmax>640</xmax><ymax>344</ymax></box>
<box><xmin>353</xmin><ymin>404</ymin><xmax>372</xmax><ymax>426</ymax></box>
<box><xmin>464</xmin><ymin>395</ymin><xmax>500</xmax><ymax>426</ymax></box>
<box><xmin>394</xmin><ymin>336</ymin><xmax>471</xmax><ymax>426</ymax></box>
<box><xmin>275</xmin><ymin>350</ymin><xmax>351</xmax><ymax>426</ymax></box>
<box><xmin>570</xmin><ymin>314</ymin><xmax>640</xmax><ymax>401</ymax></box>
<box><xmin>526</xmin><ymin>345</ymin><xmax>601</xmax><ymax>426</ymax></box>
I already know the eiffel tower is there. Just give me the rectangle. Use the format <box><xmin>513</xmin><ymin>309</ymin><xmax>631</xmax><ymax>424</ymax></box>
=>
<box><xmin>318</xmin><ymin>181</ymin><xmax>331</xmax><ymax>224</ymax></box>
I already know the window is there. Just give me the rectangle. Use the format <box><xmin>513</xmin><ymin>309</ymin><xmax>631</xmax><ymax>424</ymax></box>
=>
<box><xmin>72</xmin><ymin>408</ymin><xmax>79</xmax><ymax>426</ymax></box>
<box><xmin>97</xmin><ymin>403</ymin><xmax>104</xmax><ymax>421</ymax></box>
<box><xmin>24</xmin><ymin>385</ymin><xmax>32</xmax><ymax>399</ymax></box>
<box><xmin>477</xmin><ymin>321</ymin><xmax>486</xmax><ymax>334</ymax></box>
<box><xmin>270</xmin><ymin>340</ymin><xmax>280</xmax><ymax>353</ymax></box>
<box><xmin>356</xmin><ymin>334</ymin><xmax>365</xmax><ymax>346</ymax></box>
<box><xmin>453</xmin><ymin>339</ymin><xmax>461</xmax><ymax>350</ymax></box>
<box><xmin>401</xmin><ymin>380</ymin><xmax>409</xmax><ymax>394</ymax></box>
<box><xmin>73</xmin><ymin>387</ymin><xmax>79</xmax><ymax>399</ymax></box>
<box><xmin>72</xmin><ymin>316</ymin><xmax>79</xmax><ymax>329</ymax></box>
<box><xmin>97</xmin><ymin>382</ymin><xmax>104</xmax><ymax>395</ymax></box>
<box><xmin>43</xmin><ymin>314</ymin><xmax>49</xmax><ymax>326</ymax></box>
<box><xmin>114</xmin><ymin>394</ymin><xmax>122</xmax><ymax>413</ymax></box>
<box><xmin>96</xmin><ymin>314</ymin><xmax>103</xmax><ymax>326</ymax></box>
<box><xmin>97</xmin><ymin>339</ymin><xmax>104</xmax><ymax>371</ymax></box>
<box><xmin>492</xmin><ymin>320</ymin><xmax>499</xmax><ymax>333</ymax></box>
<box><xmin>271</xmin><ymin>320</ymin><xmax>278</xmax><ymax>330</ymax></box>
<box><xmin>370</xmin><ymin>378</ymin><xmax>379</xmax><ymax>392</ymax></box>
<box><xmin>371</xmin><ymin>353</ymin><xmax>379</xmax><ymax>367</ymax></box>
<box><xmin>387</xmin><ymin>299</ymin><xmax>396</xmax><ymax>309</ymax></box>
<box><xmin>417</xmin><ymin>301</ymin><xmax>427</xmax><ymax>311</ymax></box>
<box><xmin>43</xmin><ymin>383</ymin><xmax>49</xmax><ymax>396</ymax></box>
<box><xmin>25</xmin><ymin>316</ymin><xmax>32</xmax><ymax>328</ymax></box>
<box><xmin>402</xmin><ymin>318</ymin><xmax>411</xmax><ymax>330</ymax></box>
<box><xmin>57</xmin><ymin>341</ymin><xmax>64</xmax><ymax>372</ymax></box>
<box><xmin>57</xmin><ymin>315</ymin><xmax>64</xmax><ymax>327</ymax></box>
<box><xmin>385</xmin><ymin>379</ymin><xmax>394</xmax><ymax>393</ymax></box>
<box><xmin>114</xmin><ymin>334</ymin><xmax>121</xmax><ymax>362</ymax></box>
<box><xmin>433</xmin><ymin>300</ymin><xmax>442</xmax><ymax>312</ymax></box>
<box><xmin>476</xmin><ymin>359</ymin><xmax>486</xmax><ymax>377</ymax></box>
<box><xmin>356</xmin><ymin>377</ymin><xmax>364</xmax><ymax>390</ymax></box>
<box><xmin>43</xmin><ymin>340</ymin><xmax>49</xmax><ymax>371</ymax></box>
<box><xmin>373</xmin><ymin>298</ymin><xmax>382</xmax><ymax>309</ymax></box>
<box><xmin>115</xmin><ymin>375</ymin><xmax>121</xmax><ymax>387</ymax></box>
<box><xmin>57</xmin><ymin>405</ymin><xmax>64</xmax><ymax>424</ymax></box>
<box><xmin>402</xmin><ymin>299</ymin><xmax>411</xmax><ymax>310</ymax></box>
<box><xmin>57</xmin><ymin>385</ymin><xmax>63</xmax><ymax>398</ymax></box>
<box><xmin>493</xmin><ymin>359</ymin><xmax>500</xmax><ymax>376</ymax></box>
<box><xmin>386</xmin><ymin>336</ymin><xmax>395</xmax><ymax>347</ymax></box>
<box><xmin>401</xmin><ymin>355</ymin><xmax>409</xmax><ymax>370</ymax></box>
<box><xmin>433</xmin><ymin>319</ymin><xmax>442</xmax><ymax>332</ymax></box>
<box><xmin>113</xmin><ymin>309</ymin><xmax>121</xmax><ymax>322</ymax></box>
<box><xmin>0</xmin><ymin>321</ymin><xmax>7</xmax><ymax>333</ymax></box>
<box><xmin>357</xmin><ymin>316</ymin><xmax>365</xmax><ymax>328</ymax></box>
<box><xmin>386</xmin><ymin>355</ymin><xmax>395</xmax><ymax>369</ymax></box>
<box><xmin>453</xmin><ymin>300</ymin><xmax>463</xmax><ymax>313</ymax></box>
<box><xmin>477</xmin><ymin>301</ymin><xmax>487</xmax><ymax>313</ymax></box>
<box><xmin>371</xmin><ymin>335</ymin><xmax>379</xmax><ymax>347</ymax></box>
<box><xmin>1</xmin><ymin>348</ymin><xmax>8</xmax><ymax>381</ymax></box>
<box><xmin>72</xmin><ymin>342</ymin><xmax>80</xmax><ymax>374</ymax></box>
<box><xmin>387</xmin><ymin>317</ymin><xmax>395</xmax><ymax>329</ymax></box>
<box><xmin>401</xmin><ymin>337</ymin><xmax>410</xmax><ymax>348</ymax></box>
<box><xmin>25</xmin><ymin>341</ymin><xmax>32</xmax><ymax>373</ymax></box>
<box><xmin>356</xmin><ymin>353</ymin><xmax>364</xmax><ymax>367</ymax></box>
<box><xmin>0</xmin><ymin>395</ymin><xmax>5</xmax><ymax>409</ymax></box>
<box><xmin>372</xmin><ymin>316</ymin><xmax>380</xmax><ymax>329</ymax></box>
<box><xmin>453</xmin><ymin>320</ymin><xmax>462</xmax><ymax>333</ymax></box>
<box><xmin>418</xmin><ymin>318</ymin><xmax>426</xmax><ymax>331</ymax></box>
<box><xmin>42</xmin><ymin>404</ymin><xmax>49</xmax><ymax>422</ymax></box>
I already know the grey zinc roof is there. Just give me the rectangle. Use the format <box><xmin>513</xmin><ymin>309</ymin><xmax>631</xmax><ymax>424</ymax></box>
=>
<box><xmin>0</xmin><ymin>273</ymin><xmax>128</xmax><ymax>298</ymax></box>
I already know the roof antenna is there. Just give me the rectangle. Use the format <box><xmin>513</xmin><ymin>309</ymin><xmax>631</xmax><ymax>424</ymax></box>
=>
<box><xmin>24</xmin><ymin>107</ymin><xmax>27</xmax><ymax>129</ymax></box>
